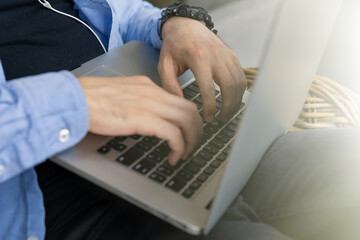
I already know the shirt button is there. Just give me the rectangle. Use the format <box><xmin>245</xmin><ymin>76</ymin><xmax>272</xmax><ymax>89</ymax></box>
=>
<box><xmin>0</xmin><ymin>165</ymin><xmax>4</xmax><ymax>176</ymax></box>
<box><xmin>27</xmin><ymin>236</ymin><xmax>38</xmax><ymax>240</ymax></box>
<box><xmin>58</xmin><ymin>129</ymin><xmax>70</xmax><ymax>143</ymax></box>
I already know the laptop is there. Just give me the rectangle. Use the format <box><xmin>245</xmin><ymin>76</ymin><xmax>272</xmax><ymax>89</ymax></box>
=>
<box><xmin>52</xmin><ymin>0</ymin><xmax>342</xmax><ymax>235</ymax></box>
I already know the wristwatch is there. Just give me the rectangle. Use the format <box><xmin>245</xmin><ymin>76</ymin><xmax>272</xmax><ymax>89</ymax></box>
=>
<box><xmin>158</xmin><ymin>2</ymin><xmax>218</xmax><ymax>40</ymax></box>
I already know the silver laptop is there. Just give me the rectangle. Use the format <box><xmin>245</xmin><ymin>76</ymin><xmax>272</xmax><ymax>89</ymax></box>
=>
<box><xmin>52</xmin><ymin>0</ymin><xmax>342</xmax><ymax>235</ymax></box>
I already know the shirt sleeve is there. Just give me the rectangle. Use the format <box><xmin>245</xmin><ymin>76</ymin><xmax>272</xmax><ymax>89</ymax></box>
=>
<box><xmin>0</xmin><ymin>64</ymin><xmax>89</xmax><ymax>183</ymax></box>
<box><xmin>112</xmin><ymin>0</ymin><xmax>163</xmax><ymax>49</ymax></box>
<box><xmin>74</xmin><ymin>0</ymin><xmax>162</xmax><ymax>50</ymax></box>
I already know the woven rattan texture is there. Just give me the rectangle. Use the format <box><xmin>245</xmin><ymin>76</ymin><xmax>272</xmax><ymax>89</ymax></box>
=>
<box><xmin>244</xmin><ymin>68</ymin><xmax>360</xmax><ymax>132</ymax></box>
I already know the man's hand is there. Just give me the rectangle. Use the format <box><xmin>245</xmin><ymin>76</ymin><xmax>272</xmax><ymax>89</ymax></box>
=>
<box><xmin>78</xmin><ymin>75</ymin><xmax>202</xmax><ymax>165</ymax></box>
<box><xmin>158</xmin><ymin>17</ymin><xmax>247</xmax><ymax>123</ymax></box>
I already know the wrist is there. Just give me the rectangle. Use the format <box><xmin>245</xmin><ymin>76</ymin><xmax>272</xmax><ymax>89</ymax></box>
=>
<box><xmin>158</xmin><ymin>3</ymin><xmax>217</xmax><ymax>40</ymax></box>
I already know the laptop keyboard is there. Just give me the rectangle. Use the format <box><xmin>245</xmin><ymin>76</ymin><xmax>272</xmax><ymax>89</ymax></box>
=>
<box><xmin>97</xmin><ymin>81</ymin><xmax>245</xmax><ymax>199</ymax></box>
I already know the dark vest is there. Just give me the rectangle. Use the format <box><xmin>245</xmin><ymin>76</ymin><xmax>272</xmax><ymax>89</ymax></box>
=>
<box><xmin>0</xmin><ymin>0</ymin><xmax>104</xmax><ymax>80</ymax></box>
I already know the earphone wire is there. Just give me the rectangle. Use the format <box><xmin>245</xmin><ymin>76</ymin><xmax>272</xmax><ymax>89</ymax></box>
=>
<box><xmin>37</xmin><ymin>0</ymin><xmax>107</xmax><ymax>53</ymax></box>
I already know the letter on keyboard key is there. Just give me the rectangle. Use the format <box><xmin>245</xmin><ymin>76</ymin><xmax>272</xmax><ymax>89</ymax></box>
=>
<box><xmin>149</xmin><ymin>172</ymin><xmax>167</xmax><ymax>183</ymax></box>
<box><xmin>116</xmin><ymin>148</ymin><xmax>144</xmax><ymax>166</ymax></box>
<box><xmin>97</xmin><ymin>145</ymin><xmax>111</xmax><ymax>154</ymax></box>
<box><xmin>157</xmin><ymin>165</ymin><xmax>174</xmax><ymax>176</ymax></box>
<box><xmin>197</xmin><ymin>173</ymin><xmax>208</xmax><ymax>183</ymax></box>
<box><xmin>182</xmin><ymin>188</ymin><xmax>195</xmax><ymax>198</ymax></box>
<box><xmin>184</xmin><ymin>162</ymin><xmax>201</xmax><ymax>174</ymax></box>
<box><xmin>204</xmin><ymin>166</ymin><xmax>215</xmax><ymax>175</ymax></box>
<box><xmin>204</xmin><ymin>145</ymin><xmax>218</xmax><ymax>155</ymax></box>
<box><xmin>134</xmin><ymin>142</ymin><xmax>152</xmax><ymax>152</ymax></box>
<box><xmin>196</xmin><ymin>150</ymin><xmax>212</xmax><ymax>161</ymax></box>
<box><xmin>190</xmin><ymin>181</ymin><xmax>202</xmax><ymax>190</ymax></box>
<box><xmin>177</xmin><ymin>170</ymin><xmax>193</xmax><ymax>181</ymax></box>
<box><xmin>133</xmin><ymin>160</ymin><xmax>156</xmax><ymax>175</ymax></box>
<box><xmin>142</xmin><ymin>137</ymin><xmax>160</xmax><ymax>146</ymax></box>
<box><xmin>166</xmin><ymin>177</ymin><xmax>187</xmax><ymax>192</ymax></box>
<box><xmin>191</xmin><ymin>157</ymin><xmax>207</xmax><ymax>167</ymax></box>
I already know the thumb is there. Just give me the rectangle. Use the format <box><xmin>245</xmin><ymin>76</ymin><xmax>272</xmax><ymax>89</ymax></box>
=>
<box><xmin>158</xmin><ymin>54</ymin><xmax>184</xmax><ymax>97</ymax></box>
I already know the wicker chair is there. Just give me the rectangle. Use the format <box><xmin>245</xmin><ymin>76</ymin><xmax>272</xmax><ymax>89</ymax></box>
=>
<box><xmin>244</xmin><ymin>68</ymin><xmax>360</xmax><ymax>132</ymax></box>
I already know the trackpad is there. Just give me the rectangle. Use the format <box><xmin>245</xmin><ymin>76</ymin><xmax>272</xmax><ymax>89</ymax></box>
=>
<box><xmin>84</xmin><ymin>65</ymin><xmax>124</xmax><ymax>77</ymax></box>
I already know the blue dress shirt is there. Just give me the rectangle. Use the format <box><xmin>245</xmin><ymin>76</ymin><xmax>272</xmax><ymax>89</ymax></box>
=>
<box><xmin>0</xmin><ymin>1</ymin><xmax>162</xmax><ymax>239</ymax></box>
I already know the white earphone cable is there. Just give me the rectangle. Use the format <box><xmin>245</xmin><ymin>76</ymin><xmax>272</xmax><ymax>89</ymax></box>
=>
<box><xmin>37</xmin><ymin>0</ymin><xmax>107</xmax><ymax>53</ymax></box>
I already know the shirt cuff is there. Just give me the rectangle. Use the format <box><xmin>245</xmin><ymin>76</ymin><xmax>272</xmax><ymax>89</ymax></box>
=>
<box><xmin>9</xmin><ymin>71</ymin><xmax>89</xmax><ymax>159</ymax></box>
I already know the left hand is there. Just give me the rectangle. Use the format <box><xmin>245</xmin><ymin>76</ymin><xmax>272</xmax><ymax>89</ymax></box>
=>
<box><xmin>158</xmin><ymin>17</ymin><xmax>247</xmax><ymax>123</ymax></box>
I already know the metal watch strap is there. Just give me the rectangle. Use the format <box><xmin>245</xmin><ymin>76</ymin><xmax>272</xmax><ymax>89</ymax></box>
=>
<box><xmin>158</xmin><ymin>3</ymin><xmax>218</xmax><ymax>40</ymax></box>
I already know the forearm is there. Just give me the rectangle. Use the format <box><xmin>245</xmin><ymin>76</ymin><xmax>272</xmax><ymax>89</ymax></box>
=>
<box><xmin>0</xmin><ymin>70</ymin><xmax>89</xmax><ymax>182</ymax></box>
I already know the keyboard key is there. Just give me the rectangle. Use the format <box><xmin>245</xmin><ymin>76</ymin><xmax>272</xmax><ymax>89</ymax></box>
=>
<box><xmin>177</xmin><ymin>170</ymin><xmax>193</xmax><ymax>181</ymax></box>
<box><xmin>112</xmin><ymin>143</ymin><xmax>127</xmax><ymax>152</ymax></box>
<box><xmin>188</xmin><ymin>83</ymin><xmax>199</xmax><ymax>92</ymax></box>
<box><xmin>216</xmin><ymin>101</ymin><xmax>222</xmax><ymax>109</ymax></box>
<box><xmin>221</xmin><ymin>129</ymin><xmax>235</xmax><ymax>138</ymax></box>
<box><xmin>154</xmin><ymin>143</ymin><xmax>171</xmax><ymax>156</ymax></box>
<box><xmin>157</xmin><ymin>165</ymin><xmax>174</xmax><ymax>176</ymax></box>
<box><xmin>204</xmin><ymin>166</ymin><xmax>215</xmax><ymax>175</ymax></box>
<box><xmin>216</xmin><ymin>153</ymin><xmax>227</xmax><ymax>162</ymax></box>
<box><xmin>231</xmin><ymin>117</ymin><xmax>240</xmax><ymax>126</ymax></box>
<box><xmin>149</xmin><ymin>172</ymin><xmax>167</xmax><ymax>183</ymax></box>
<box><xmin>210</xmin><ymin>139</ymin><xmax>224</xmax><ymax>149</ymax></box>
<box><xmin>197</xmin><ymin>173</ymin><xmax>209</xmax><ymax>183</ymax></box>
<box><xmin>200</xmin><ymin>137</ymin><xmax>207</xmax><ymax>146</ymax></box>
<box><xmin>133</xmin><ymin>160</ymin><xmax>156</xmax><ymax>175</ymax></box>
<box><xmin>204</xmin><ymin>145</ymin><xmax>218</xmax><ymax>155</ymax></box>
<box><xmin>130</xmin><ymin>135</ymin><xmax>141</xmax><ymax>140</ymax></box>
<box><xmin>215</xmin><ymin>134</ymin><xmax>230</xmax><ymax>144</ymax></box>
<box><xmin>193</xmin><ymin>100</ymin><xmax>202</xmax><ymax>110</ymax></box>
<box><xmin>146</xmin><ymin>152</ymin><xmax>164</xmax><ymax>163</ymax></box>
<box><xmin>142</xmin><ymin>137</ymin><xmax>160</xmax><ymax>146</ymax></box>
<box><xmin>226</xmin><ymin>123</ymin><xmax>238</xmax><ymax>132</ymax></box>
<box><xmin>116</xmin><ymin>148</ymin><xmax>144</xmax><ymax>166</ymax></box>
<box><xmin>194</xmin><ymin>95</ymin><xmax>202</xmax><ymax>103</ymax></box>
<box><xmin>209</xmin><ymin>119</ymin><xmax>223</xmax><ymax>129</ymax></box>
<box><xmin>203</xmin><ymin>131</ymin><xmax>212</xmax><ymax>140</ymax></box>
<box><xmin>114</xmin><ymin>136</ymin><xmax>127</xmax><ymax>142</ymax></box>
<box><xmin>223</xmin><ymin>146</ymin><xmax>232</xmax><ymax>155</ymax></box>
<box><xmin>166</xmin><ymin>177</ymin><xmax>187</xmax><ymax>192</ymax></box>
<box><xmin>106</xmin><ymin>139</ymin><xmax>117</xmax><ymax>147</ymax></box>
<box><xmin>183</xmin><ymin>88</ymin><xmax>198</xmax><ymax>97</ymax></box>
<box><xmin>134</xmin><ymin>142</ymin><xmax>152</xmax><ymax>152</ymax></box>
<box><xmin>97</xmin><ymin>145</ymin><xmax>111</xmax><ymax>154</ymax></box>
<box><xmin>182</xmin><ymin>188</ymin><xmax>195</xmax><ymax>198</ymax></box>
<box><xmin>210</xmin><ymin>160</ymin><xmax>222</xmax><ymax>169</ymax></box>
<box><xmin>190</xmin><ymin>181</ymin><xmax>202</xmax><ymax>190</ymax></box>
<box><xmin>162</xmin><ymin>161</ymin><xmax>180</xmax><ymax>170</ymax></box>
<box><xmin>191</xmin><ymin>157</ymin><xmax>207</xmax><ymax>167</ymax></box>
<box><xmin>184</xmin><ymin>93</ymin><xmax>193</xmax><ymax>100</ymax></box>
<box><xmin>196</xmin><ymin>150</ymin><xmax>213</xmax><ymax>161</ymax></box>
<box><xmin>184</xmin><ymin>162</ymin><xmax>201</xmax><ymax>174</ymax></box>
<box><xmin>204</xmin><ymin>125</ymin><xmax>217</xmax><ymax>134</ymax></box>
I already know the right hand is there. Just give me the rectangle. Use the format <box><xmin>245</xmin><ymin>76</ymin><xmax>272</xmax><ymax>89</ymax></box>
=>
<box><xmin>78</xmin><ymin>75</ymin><xmax>203</xmax><ymax>165</ymax></box>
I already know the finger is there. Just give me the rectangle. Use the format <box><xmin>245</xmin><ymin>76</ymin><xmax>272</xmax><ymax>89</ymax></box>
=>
<box><xmin>129</xmin><ymin>113</ymin><xmax>186</xmax><ymax>165</ymax></box>
<box><xmin>158</xmin><ymin>53</ymin><xmax>184</xmax><ymax>97</ymax></box>
<box><xmin>79</xmin><ymin>75</ymin><xmax>155</xmax><ymax>88</ymax></box>
<box><xmin>190</xmin><ymin>63</ymin><xmax>216</xmax><ymax>122</ymax></box>
<box><xmin>225</xmin><ymin>56</ymin><xmax>245</xmax><ymax>110</ymax></box>
<box><xmin>137</xmin><ymin>97</ymin><xmax>202</xmax><ymax>159</ymax></box>
<box><xmin>214</xmin><ymin>63</ymin><xmax>236</xmax><ymax>122</ymax></box>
